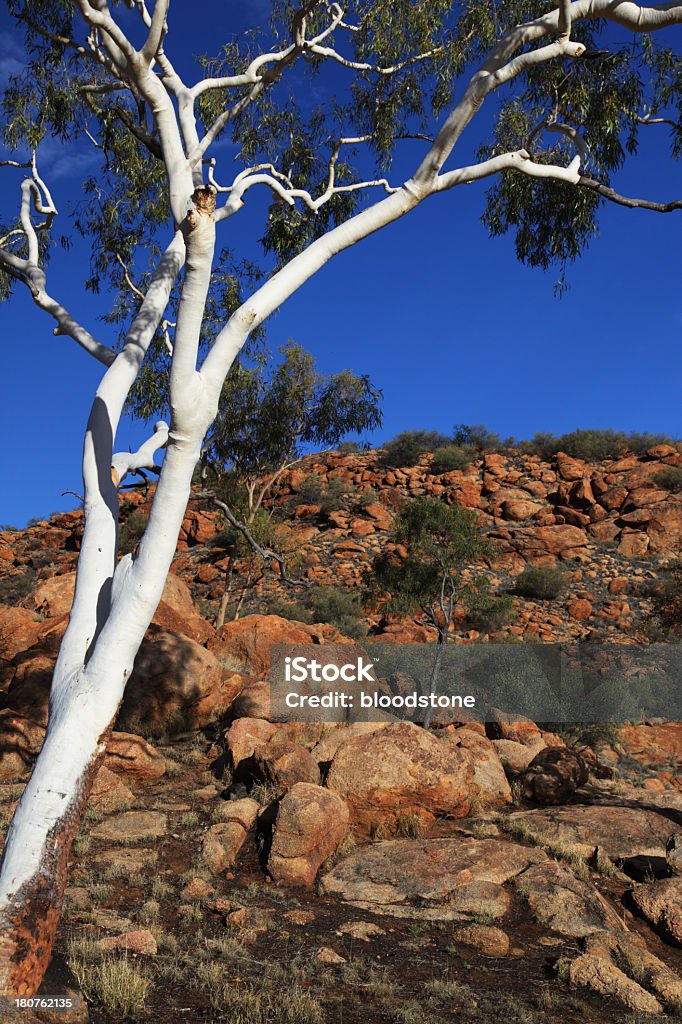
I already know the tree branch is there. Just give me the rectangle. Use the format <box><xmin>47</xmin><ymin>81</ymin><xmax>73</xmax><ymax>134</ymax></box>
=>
<box><xmin>307</xmin><ymin>41</ymin><xmax>444</xmax><ymax>75</ymax></box>
<box><xmin>201</xmin><ymin>492</ymin><xmax>313</xmax><ymax>589</ymax></box>
<box><xmin>578</xmin><ymin>175</ymin><xmax>682</xmax><ymax>212</ymax></box>
<box><xmin>0</xmin><ymin>162</ymin><xmax>116</xmax><ymax>366</ymax></box>
<box><xmin>141</xmin><ymin>0</ymin><xmax>168</xmax><ymax>63</ymax></box>
<box><xmin>111</xmin><ymin>420</ymin><xmax>169</xmax><ymax>487</ymax></box>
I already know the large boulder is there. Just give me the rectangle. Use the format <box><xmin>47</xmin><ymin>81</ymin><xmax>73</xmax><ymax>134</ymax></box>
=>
<box><xmin>515</xmin><ymin>747</ymin><xmax>589</xmax><ymax>805</ymax></box>
<box><xmin>616</xmin><ymin>723</ymin><xmax>682</xmax><ymax>769</ymax></box>
<box><xmin>567</xmin><ymin>954</ymin><xmax>663</xmax><ymax>1014</ymax></box>
<box><xmin>491</xmin><ymin>738</ymin><xmax>544</xmax><ymax>773</ymax></box>
<box><xmin>226</xmin><ymin>718</ymin><xmax>278</xmax><ymax>770</ymax></box>
<box><xmin>514</xmin><ymin>861</ymin><xmax>626</xmax><ymax>937</ymax></box>
<box><xmin>576</xmin><ymin>931</ymin><xmax>682</xmax><ymax>1012</ymax></box>
<box><xmin>268</xmin><ymin>783</ymin><xmax>349</xmax><ymax>887</ymax></box>
<box><xmin>632</xmin><ymin>878</ymin><xmax>682</xmax><ymax>945</ymax></box>
<box><xmin>119</xmin><ymin>626</ymin><xmax>225</xmax><ymax>735</ymax></box>
<box><xmin>4</xmin><ymin>617</ymin><xmax>68</xmax><ymax>725</ymax></box>
<box><xmin>252</xmin><ymin>743</ymin><xmax>320</xmax><ymax>794</ymax></box>
<box><xmin>446</xmin><ymin>727</ymin><xmax>512</xmax><ymax>807</ymax></box>
<box><xmin>91</xmin><ymin>810</ymin><xmax>167</xmax><ymax>843</ymax></box>
<box><xmin>310</xmin><ymin>722</ymin><xmax>388</xmax><ymax>764</ymax></box>
<box><xmin>514</xmin><ymin>524</ymin><xmax>589</xmax><ymax>561</ymax></box>
<box><xmin>226</xmin><ymin>722</ymin><xmax>326</xmax><ymax>794</ymax></box>
<box><xmin>486</xmin><ymin>710</ymin><xmax>543</xmax><ymax>746</ymax></box>
<box><xmin>0</xmin><ymin>604</ymin><xmax>43</xmax><ymax>666</ymax></box>
<box><xmin>0</xmin><ymin>715</ymin><xmax>165</xmax><ymax>787</ymax></box>
<box><xmin>88</xmin><ymin>765</ymin><xmax>135</xmax><ymax>814</ymax></box>
<box><xmin>207</xmin><ymin>614</ymin><xmax>352</xmax><ymax>676</ymax></box>
<box><xmin>325</xmin><ymin>721</ymin><xmax>473</xmax><ymax>833</ymax></box>
<box><xmin>321</xmin><ymin>837</ymin><xmax>545</xmax><ymax>919</ymax></box>
<box><xmin>508</xmin><ymin>805</ymin><xmax>679</xmax><ymax>862</ymax></box>
<box><xmin>23</xmin><ymin>573</ymin><xmax>77</xmax><ymax>619</ymax></box>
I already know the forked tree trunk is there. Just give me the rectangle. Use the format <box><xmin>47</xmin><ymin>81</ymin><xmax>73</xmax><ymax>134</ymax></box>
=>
<box><xmin>0</xmin><ymin>195</ymin><xmax>216</xmax><ymax>995</ymax></box>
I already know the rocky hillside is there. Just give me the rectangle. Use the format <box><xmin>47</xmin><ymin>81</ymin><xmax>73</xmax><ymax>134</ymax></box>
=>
<box><xmin>0</xmin><ymin>445</ymin><xmax>681</xmax><ymax>1023</ymax></box>
<box><xmin>2</xmin><ymin>442</ymin><xmax>681</xmax><ymax>643</ymax></box>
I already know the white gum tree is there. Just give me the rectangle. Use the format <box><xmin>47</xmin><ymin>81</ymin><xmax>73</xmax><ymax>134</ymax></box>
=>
<box><xmin>0</xmin><ymin>0</ymin><xmax>681</xmax><ymax>996</ymax></box>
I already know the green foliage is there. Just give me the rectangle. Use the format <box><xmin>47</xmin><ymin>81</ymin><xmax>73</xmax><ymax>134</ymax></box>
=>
<box><xmin>644</xmin><ymin>563</ymin><xmax>682</xmax><ymax>640</ymax></box>
<box><xmin>451</xmin><ymin>423</ymin><xmax>502</xmax><ymax>452</ymax></box>
<box><xmin>337</xmin><ymin>440</ymin><xmax>365</xmax><ymax>454</ymax></box>
<box><xmin>464</xmin><ymin>578</ymin><xmax>516</xmax><ymax>631</ymax></box>
<box><xmin>379</xmin><ymin>430</ymin><xmax>450</xmax><ymax>468</ymax></box>
<box><xmin>517</xmin><ymin>429</ymin><xmax>675</xmax><ymax>461</ymax></box>
<box><xmin>652</xmin><ymin>466</ymin><xmax>682</xmax><ymax>493</ymax></box>
<box><xmin>368</xmin><ymin>496</ymin><xmax>496</xmax><ymax>628</ymax></box>
<box><xmin>265</xmin><ymin>598</ymin><xmax>313</xmax><ymax>624</ymax></box>
<box><xmin>515</xmin><ymin>566</ymin><xmax>567</xmax><ymax>601</ymax></box>
<box><xmin>0</xmin><ymin>566</ymin><xmax>36</xmax><ymax>605</ymax></box>
<box><xmin>479</xmin><ymin>16</ymin><xmax>649</xmax><ymax>274</ymax></box>
<box><xmin>291</xmin><ymin>474</ymin><xmax>368</xmax><ymax>516</ymax></box>
<box><xmin>213</xmin><ymin>507</ymin><xmax>279</xmax><ymax>559</ymax></box>
<box><xmin>118</xmin><ymin>509</ymin><xmax>148</xmax><ymax>555</ymax></box>
<box><xmin>208</xmin><ymin>342</ymin><xmax>382</xmax><ymax>489</ymax></box>
<box><xmin>266</xmin><ymin>586</ymin><xmax>367</xmax><ymax>637</ymax></box>
<box><xmin>381</xmin><ymin>426</ymin><xmax>677</xmax><ymax>467</ymax></box>
<box><xmin>428</xmin><ymin>445</ymin><xmax>473</xmax><ymax>474</ymax></box>
<box><xmin>309</xmin><ymin>585</ymin><xmax>368</xmax><ymax>639</ymax></box>
<box><xmin>2</xmin><ymin>2</ymin><xmax>682</xmax><ymax>443</ymax></box>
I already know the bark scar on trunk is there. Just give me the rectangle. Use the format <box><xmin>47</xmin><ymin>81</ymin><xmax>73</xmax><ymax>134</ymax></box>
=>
<box><xmin>0</xmin><ymin>721</ymin><xmax>116</xmax><ymax>996</ymax></box>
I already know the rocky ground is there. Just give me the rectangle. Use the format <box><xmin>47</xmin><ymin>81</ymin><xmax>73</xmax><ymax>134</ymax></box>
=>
<box><xmin>0</xmin><ymin>444</ymin><xmax>681</xmax><ymax>1023</ymax></box>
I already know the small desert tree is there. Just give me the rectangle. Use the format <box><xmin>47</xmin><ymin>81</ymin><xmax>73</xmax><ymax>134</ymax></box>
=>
<box><xmin>1</xmin><ymin>0</ymin><xmax>682</xmax><ymax>997</ymax></box>
<box><xmin>206</xmin><ymin>340</ymin><xmax>382</xmax><ymax>522</ymax></box>
<box><xmin>369</xmin><ymin>497</ymin><xmax>496</xmax><ymax>728</ymax></box>
<box><xmin>202</xmin><ymin>340</ymin><xmax>381</xmax><ymax>625</ymax></box>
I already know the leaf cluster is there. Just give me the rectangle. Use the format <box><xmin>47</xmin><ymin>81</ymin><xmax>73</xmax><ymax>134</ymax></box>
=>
<box><xmin>368</xmin><ymin>496</ymin><xmax>495</xmax><ymax>618</ymax></box>
<box><xmin>208</xmin><ymin>340</ymin><xmax>382</xmax><ymax>484</ymax></box>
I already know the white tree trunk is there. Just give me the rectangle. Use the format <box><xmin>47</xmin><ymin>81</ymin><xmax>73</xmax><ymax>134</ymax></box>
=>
<box><xmin>0</xmin><ymin>198</ymin><xmax>213</xmax><ymax>995</ymax></box>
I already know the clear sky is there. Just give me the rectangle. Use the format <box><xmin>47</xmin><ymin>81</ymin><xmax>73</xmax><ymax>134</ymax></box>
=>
<box><xmin>0</xmin><ymin>3</ymin><xmax>680</xmax><ymax>526</ymax></box>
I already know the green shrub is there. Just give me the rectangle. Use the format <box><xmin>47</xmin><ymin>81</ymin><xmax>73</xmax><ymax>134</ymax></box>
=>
<box><xmin>464</xmin><ymin>584</ymin><xmax>516</xmax><ymax>631</ymax></box>
<box><xmin>652</xmin><ymin>466</ymin><xmax>682</xmax><ymax>493</ymax></box>
<box><xmin>0</xmin><ymin>567</ymin><xmax>37</xmax><ymax>605</ymax></box>
<box><xmin>515</xmin><ymin>565</ymin><xmax>567</xmax><ymax>600</ymax></box>
<box><xmin>428</xmin><ymin>445</ymin><xmax>472</xmax><ymax>474</ymax></box>
<box><xmin>118</xmin><ymin>509</ymin><xmax>148</xmax><ymax>554</ymax></box>
<box><xmin>309</xmin><ymin>585</ymin><xmax>367</xmax><ymax>638</ymax></box>
<box><xmin>292</xmin><ymin>473</ymin><xmax>360</xmax><ymax>514</ymax></box>
<box><xmin>644</xmin><ymin>563</ymin><xmax>682</xmax><ymax>640</ymax></box>
<box><xmin>452</xmin><ymin>423</ymin><xmax>502</xmax><ymax>452</ymax></box>
<box><xmin>337</xmin><ymin>440</ymin><xmax>364</xmax><ymax>453</ymax></box>
<box><xmin>379</xmin><ymin>430</ymin><xmax>450</xmax><ymax>468</ymax></box>
<box><xmin>266</xmin><ymin>599</ymin><xmax>313</xmax><ymax>623</ymax></box>
<box><xmin>517</xmin><ymin>429</ymin><xmax>676</xmax><ymax>462</ymax></box>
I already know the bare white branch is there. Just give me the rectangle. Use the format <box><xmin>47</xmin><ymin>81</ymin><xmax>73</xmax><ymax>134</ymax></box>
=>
<box><xmin>307</xmin><ymin>41</ymin><xmax>443</xmax><ymax>74</ymax></box>
<box><xmin>111</xmin><ymin>420</ymin><xmax>169</xmax><ymax>487</ymax></box>
<box><xmin>0</xmin><ymin>159</ymin><xmax>115</xmax><ymax>366</ymax></box>
<box><xmin>558</xmin><ymin>0</ymin><xmax>572</xmax><ymax>40</ymax></box>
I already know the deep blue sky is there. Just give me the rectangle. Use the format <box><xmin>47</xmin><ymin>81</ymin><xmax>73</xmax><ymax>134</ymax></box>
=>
<box><xmin>0</xmin><ymin>3</ymin><xmax>681</xmax><ymax>526</ymax></box>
